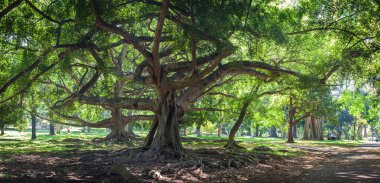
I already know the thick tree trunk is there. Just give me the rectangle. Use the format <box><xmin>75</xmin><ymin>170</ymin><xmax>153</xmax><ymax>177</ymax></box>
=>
<box><xmin>195</xmin><ymin>123</ymin><xmax>201</xmax><ymax>137</ymax></box>
<box><xmin>225</xmin><ymin>100</ymin><xmax>251</xmax><ymax>149</ymax></box>
<box><xmin>105</xmin><ymin>108</ymin><xmax>134</xmax><ymax>141</ymax></box>
<box><xmin>303</xmin><ymin>116</ymin><xmax>311</xmax><ymax>139</ymax></box>
<box><xmin>144</xmin><ymin>117</ymin><xmax>159</xmax><ymax>148</ymax></box>
<box><xmin>103</xmin><ymin>57</ymin><xmax>133</xmax><ymax>141</ymax></box>
<box><xmin>31</xmin><ymin>114</ymin><xmax>37</xmax><ymax>140</ymax></box>
<box><xmin>149</xmin><ymin>91</ymin><xmax>184</xmax><ymax>158</ymax></box>
<box><xmin>49</xmin><ymin>122</ymin><xmax>55</xmax><ymax>135</ymax></box>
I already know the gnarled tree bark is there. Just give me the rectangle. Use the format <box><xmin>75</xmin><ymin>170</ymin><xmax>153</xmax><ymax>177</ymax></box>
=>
<box><xmin>148</xmin><ymin>90</ymin><xmax>184</xmax><ymax>158</ymax></box>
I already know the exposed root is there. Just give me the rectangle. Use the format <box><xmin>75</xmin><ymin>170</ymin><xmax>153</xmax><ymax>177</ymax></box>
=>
<box><xmin>93</xmin><ymin>131</ymin><xmax>136</xmax><ymax>143</ymax></box>
<box><xmin>224</xmin><ymin>141</ymin><xmax>245</xmax><ymax>149</ymax></box>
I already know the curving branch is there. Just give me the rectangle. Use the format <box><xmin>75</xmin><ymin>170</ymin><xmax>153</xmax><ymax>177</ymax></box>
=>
<box><xmin>122</xmin><ymin>115</ymin><xmax>155</xmax><ymax>125</ymax></box>
<box><xmin>0</xmin><ymin>0</ymin><xmax>23</xmax><ymax>20</ymax></box>
<box><xmin>77</xmin><ymin>95</ymin><xmax>157</xmax><ymax>112</ymax></box>
<box><xmin>90</xmin><ymin>0</ymin><xmax>153</xmax><ymax>61</ymax></box>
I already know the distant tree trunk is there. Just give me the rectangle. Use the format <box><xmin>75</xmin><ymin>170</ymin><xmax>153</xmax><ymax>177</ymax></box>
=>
<box><xmin>217</xmin><ymin>123</ymin><xmax>221</xmax><ymax>137</ymax></box>
<box><xmin>105</xmin><ymin>108</ymin><xmax>135</xmax><ymax>141</ymax></box>
<box><xmin>87</xmin><ymin>127</ymin><xmax>91</xmax><ymax>133</ymax></box>
<box><xmin>344</xmin><ymin>130</ymin><xmax>349</xmax><ymax>140</ymax></box>
<box><xmin>287</xmin><ymin>97</ymin><xmax>296</xmax><ymax>143</ymax></box>
<box><xmin>357</xmin><ymin>125</ymin><xmax>363</xmax><ymax>140</ymax></box>
<box><xmin>81</xmin><ymin>126</ymin><xmax>86</xmax><ymax>133</ymax></box>
<box><xmin>247</xmin><ymin>120</ymin><xmax>251</xmax><ymax>136</ymax></box>
<box><xmin>31</xmin><ymin>114</ymin><xmax>37</xmax><ymax>140</ymax></box>
<box><xmin>310</xmin><ymin>117</ymin><xmax>318</xmax><ymax>139</ymax></box>
<box><xmin>255</xmin><ymin>125</ymin><xmax>259</xmax><ymax>137</ymax></box>
<box><xmin>317</xmin><ymin>118</ymin><xmax>324</xmax><ymax>140</ymax></box>
<box><xmin>49</xmin><ymin>123</ymin><xmax>55</xmax><ymax>135</ymax></box>
<box><xmin>0</xmin><ymin>126</ymin><xmax>4</xmax><ymax>135</ymax></box>
<box><xmin>56</xmin><ymin>125</ymin><xmax>61</xmax><ymax>134</ymax></box>
<box><xmin>183</xmin><ymin>127</ymin><xmax>187</xmax><ymax>136</ymax></box>
<box><xmin>337</xmin><ymin>125</ymin><xmax>342</xmax><ymax>140</ymax></box>
<box><xmin>363</xmin><ymin>125</ymin><xmax>367</xmax><ymax>138</ymax></box>
<box><xmin>195</xmin><ymin>123</ymin><xmax>201</xmax><ymax>137</ymax></box>
<box><xmin>225</xmin><ymin>100</ymin><xmax>251</xmax><ymax>148</ymax></box>
<box><xmin>293</xmin><ymin>124</ymin><xmax>298</xmax><ymax>139</ymax></box>
<box><xmin>269</xmin><ymin>126</ymin><xmax>278</xmax><ymax>137</ymax></box>
<box><xmin>127</xmin><ymin>123</ymin><xmax>135</xmax><ymax>136</ymax></box>
<box><xmin>144</xmin><ymin>117</ymin><xmax>159</xmax><ymax>148</ymax></box>
<box><xmin>303</xmin><ymin>116</ymin><xmax>311</xmax><ymax>139</ymax></box>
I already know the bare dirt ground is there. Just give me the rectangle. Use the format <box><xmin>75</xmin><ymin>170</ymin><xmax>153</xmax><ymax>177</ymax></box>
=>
<box><xmin>287</xmin><ymin>142</ymin><xmax>380</xmax><ymax>183</ymax></box>
<box><xmin>0</xmin><ymin>140</ymin><xmax>333</xmax><ymax>183</ymax></box>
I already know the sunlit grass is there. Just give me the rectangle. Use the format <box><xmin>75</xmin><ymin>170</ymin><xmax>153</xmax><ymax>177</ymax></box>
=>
<box><xmin>0</xmin><ymin>130</ymin><xmax>363</xmax><ymax>160</ymax></box>
<box><xmin>0</xmin><ymin>128</ymin><xmax>129</xmax><ymax>158</ymax></box>
<box><xmin>295</xmin><ymin>139</ymin><xmax>362</xmax><ymax>148</ymax></box>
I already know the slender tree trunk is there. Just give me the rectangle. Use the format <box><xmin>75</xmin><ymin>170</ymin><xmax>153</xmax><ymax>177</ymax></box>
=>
<box><xmin>81</xmin><ymin>126</ymin><xmax>86</xmax><ymax>133</ymax></box>
<box><xmin>144</xmin><ymin>117</ymin><xmax>159</xmax><ymax>148</ymax></box>
<box><xmin>225</xmin><ymin>100</ymin><xmax>251</xmax><ymax>148</ymax></box>
<box><xmin>247</xmin><ymin>120</ymin><xmax>251</xmax><ymax>136</ymax></box>
<box><xmin>311</xmin><ymin>117</ymin><xmax>318</xmax><ymax>139</ymax></box>
<box><xmin>287</xmin><ymin>97</ymin><xmax>296</xmax><ymax>143</ymax></box>
<box><xmin>363</xmin><ymin>125</ymin><xmax>367</xmax><ymax>138</ymax></box>
<box><xmin>127</xmin><ymin>123</ymin><xmax>135</xmax><ymax>136</ymax></box>
<box><xmin>0</xmin><ymin>126</ymin><xmax>4</xmax><ymax>135</ymax></box>
<box><xmin>217</xmin><ymin>123</ymin><xmax>221</xmax><ymax>137</ymax></box>
<box><xmin>337</xmin><ymin>125</ymin><xmax>342</xmax><ymax>140</ymax></box>
<box><xmin>31</xmin><ymin>114</ymin><xmax>37</xmax><ymax>140</ymax></box>
<box><xmin>183</xmin><ymin>127</ymin><xmax>187</xmax><ymax>136</ymax></box>
<box><xmin>56</xmin><ymin>124</ymin><xmax>61</xmax><ymax>134</ymax></box>
<box><xmin>87</xmin><ymin>127</ymin><xmax>91</xmax><ymax>133</ymax></box>
<box><xmin>149</xmin><ymin>91</ymin><xmax>184</xmax><ymax>158</ymax></box>
<box><xmin>255</xmin><ymin>125</ymin><xmax>259</xmax><ymax>137</ymax></box>
<box><xmin>293</xmin><ymin>124</ymin><xmax>298</xmax><ymax>139</ymax></box>
<box><xmin>357</xmin><ymin>125</ymin><xmax>363</xmax><ymax>140</ymax></box>
<box><xmin>49</xmin><ymin>122</ymin><xmax>55</xmax><ymax>135</ymax></box>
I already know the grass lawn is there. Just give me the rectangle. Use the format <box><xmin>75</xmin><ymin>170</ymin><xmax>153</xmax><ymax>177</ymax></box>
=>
<box><xmin>0</xmin><ymin>128</ymin><xmax>128</xmax><ymax>158</ymax></box>
<box><xmin>0</xmin><ymin>129</ymin><xmax>362</xmax><ymax>160</ymax></box>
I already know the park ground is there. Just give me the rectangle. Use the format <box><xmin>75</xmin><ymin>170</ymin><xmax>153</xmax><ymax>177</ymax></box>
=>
<box><xmin>0</xmin><ymin>129</ymin><xmax>374</xmax><ymax>183</ymax></box>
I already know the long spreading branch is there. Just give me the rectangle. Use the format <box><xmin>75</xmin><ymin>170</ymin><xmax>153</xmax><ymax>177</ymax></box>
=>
<box><xmin>0</xmin><ymin>0</ymin><xmax>23</xmax><ymax>20</ymax></box>
<box><xmin>91</xmin><ymin>0</ymin><xmax>153</xmax><ymax>61</ymax></box>
<box><xmin>77</xmin><ymin>95</ymin><xmax>157</xmax><ymax>112</ymax></box>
